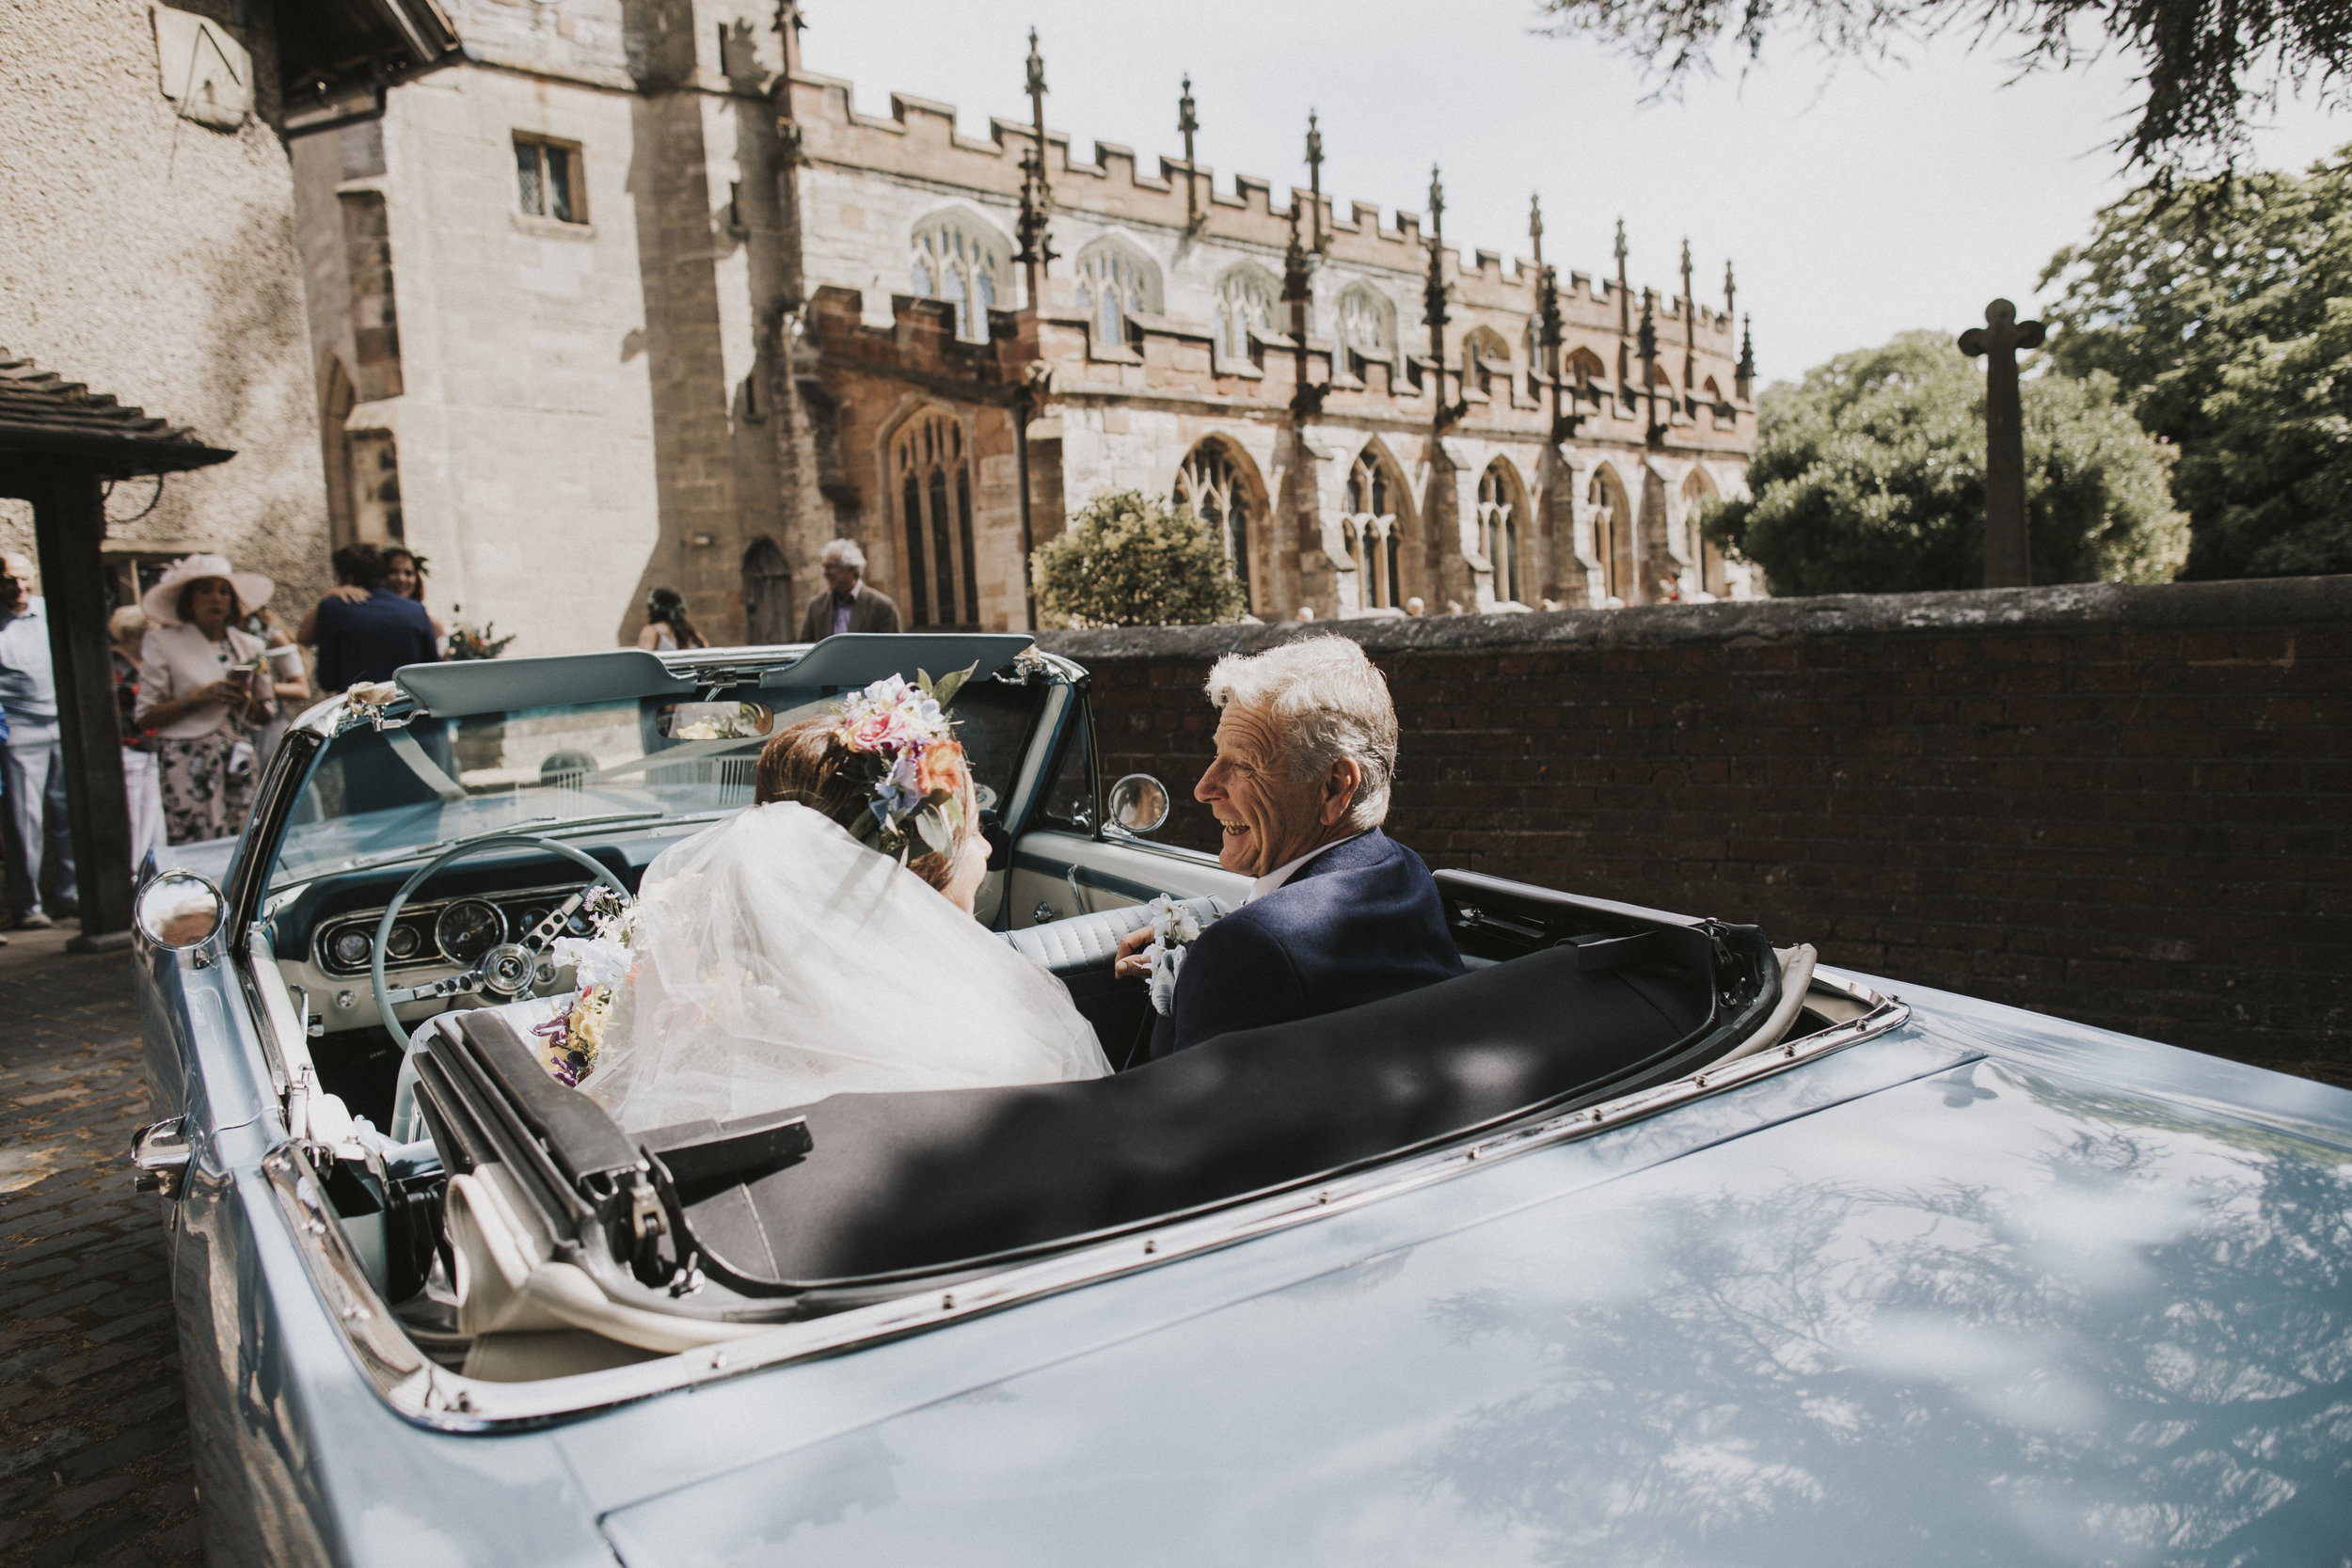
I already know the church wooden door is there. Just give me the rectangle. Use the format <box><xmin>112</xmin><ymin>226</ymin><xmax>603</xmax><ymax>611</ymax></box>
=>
<box><xmin>741</xmin><ymin>537</ymin><xmax>792</xmax><ymax>644</ymax></box>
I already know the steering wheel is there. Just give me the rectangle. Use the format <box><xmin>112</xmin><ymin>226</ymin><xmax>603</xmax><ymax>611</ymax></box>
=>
<box><xmin>371</xmin><ymin>832</ymin><xmax>632</xmax><ymax>1047</ymax></box>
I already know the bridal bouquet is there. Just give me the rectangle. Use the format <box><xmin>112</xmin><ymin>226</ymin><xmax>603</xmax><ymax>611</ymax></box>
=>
<box><xmin>1140</xmin><ymin>894</ymin><xmax>1220</xmax><ymax>1016</ymax></box>
<box><xmin>834</xmin><ymin>666</ymin><xmax>975</xmax><ymax>860</ymax></box>
<box><xmin>532</xmin><ymin>888</ymin><xmax>638</xmax><ymax>1087</ymax></box>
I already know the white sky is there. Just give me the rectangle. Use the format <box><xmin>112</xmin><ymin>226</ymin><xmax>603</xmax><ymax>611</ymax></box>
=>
<box><xmin>800</xmin><ymin>0</ymin><xmax>2344</xmax><ymax>384</ymax></box>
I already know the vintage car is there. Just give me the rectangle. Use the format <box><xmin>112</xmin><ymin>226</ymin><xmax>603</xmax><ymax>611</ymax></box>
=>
<box><xmin>130</xmin><ymin>633</ymin><xmax>2350</xmax><ymax>1565</ymax></box>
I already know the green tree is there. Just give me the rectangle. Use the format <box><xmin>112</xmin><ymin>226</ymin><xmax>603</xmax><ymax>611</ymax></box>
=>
<box><xmin>2042</xmin><ymin>147</ymin><xmax>2352</xmax><ymax>578</ymax></box>
<box><xmin>1034</xmin><ymin>490</ymin><xmax>1248</xmax><ymax>628</ymax></box>
<box><xmin>1705</xmin><ymin>330</ymin><xmax>2186</xmax><ymax>595</ymax></box>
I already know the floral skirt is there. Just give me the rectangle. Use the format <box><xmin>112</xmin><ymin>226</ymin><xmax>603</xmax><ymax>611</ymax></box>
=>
<box><xmin>159</xmin><ymin>732</ymin><xmax>256</xmax><ymax>847</ymax></box>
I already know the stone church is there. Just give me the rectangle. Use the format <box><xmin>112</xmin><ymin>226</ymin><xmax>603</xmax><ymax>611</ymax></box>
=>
<box><xmin>283</xmin><ymin>0</ymin><xmax>1759</xmax><ymax>651</ymax></box>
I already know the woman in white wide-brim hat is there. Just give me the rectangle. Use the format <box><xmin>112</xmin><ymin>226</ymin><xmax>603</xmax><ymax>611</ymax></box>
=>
<box><xmin>134</xmin><ymin>554</ymin><xmax>278</xmax><ymax>845</ymax></box>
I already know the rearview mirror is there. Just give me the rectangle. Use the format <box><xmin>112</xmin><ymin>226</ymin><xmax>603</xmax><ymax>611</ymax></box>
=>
<box><xmin>135</xmin><ymin>870</ymin><xmax>226</xmax><ymax>955</ymax></box>
<box><xmin>1106</xmin><ymin>773</ymin><xmax>1170</xmax><ymax>836</ymax></box>
<box><xmin>656</xmin><ymin>701</ymin><xmax>774</xmax><ymax>740</ymax></box>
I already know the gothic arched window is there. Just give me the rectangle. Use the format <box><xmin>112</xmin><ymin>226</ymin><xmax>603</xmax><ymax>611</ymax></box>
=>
<box><xmin>910</xmin><ymin>212</ymin><xmax>1011</xmax><ymax>341</ymax></box>
<box><xmin>1212</xmin><ymin>265</ymin><xmax>1279</xmax><ymax>362</ymax></box>
<box><xmin>1342</xmin><ymin>446</ymin><xmax>1405</xmax><ymax>610</ymax></box>
<box><xmin>1477</xmin><ymin>459</ymin><xmax>1525</xmax><ymax>606</ymax></box>
<box><xmin>1682</xmin><ymin>467</ymin><xmax>1728</xmax><ymax>596</ymax></box>
<box><xmin>1336</xmin><ymin>284</ymin><xmax>1396</xmax><ymax>381</ymax></box>
<box><xmin>1461</xmin><ymin>327</ymin><xmax>1511</xmax><ymax>399</ymax></box>
<box><xmin>1173</xmin><ymin>439</ymin><xmax>1256</xmax><ymax>610</ymax></box>
<box><xmin>893</xmin><ymin>411</ymin><xmax>981</xmax><ymax>627</ymax></box>
<box><xmin>1587</xmin><ymin>465</ymin><xmax>1633</xmax><ymax>606</ymax></box>
<box><xmin>1565</xmin><ymin>346</ymin><xmax>1606</xmax><ymax>391</ymax></box>
<box><xmin>1073</xmin><ymin>237</ymin><xmax>1162</xmax><ymax>347</ymax></box>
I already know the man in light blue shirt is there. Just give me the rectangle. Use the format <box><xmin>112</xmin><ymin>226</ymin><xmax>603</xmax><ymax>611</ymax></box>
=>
<box><xmin>0</xmin><ymin>553</ymin><xmax>77</xmax><ymax>927</ymax></box>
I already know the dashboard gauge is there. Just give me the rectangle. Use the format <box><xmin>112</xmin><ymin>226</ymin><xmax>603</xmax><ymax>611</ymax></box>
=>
<box><xmin>434</xmin><ymin>899</ymin><xmax>505</xmax><ymax>963</ymax></box>
<box><xmin>519</xmin><ymin>907</ymin><xmax>550</xmax><ymax>938</ymax></box>
<box><xmin>385</xmin><ymin>925</ymin><xmax>421</xmax><ymax>961</ymax></box>
<box><xmin>328</xmin><ymin>927</ymin><xmax>373</xmax><ymax>971</ymax></box>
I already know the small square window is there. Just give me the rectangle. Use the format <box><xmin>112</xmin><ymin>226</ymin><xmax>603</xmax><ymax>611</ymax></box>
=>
<box><xmin>514</xmin><ymin>135</ymin><xmax>585</xmax><ymax>225</ymax></box>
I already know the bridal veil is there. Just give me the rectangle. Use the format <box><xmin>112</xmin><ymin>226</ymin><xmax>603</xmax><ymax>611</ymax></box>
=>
<box><xmin>585</xmin><ymin>802</ymin><xmax>1107</xmax><ymax>1132</ymax></box>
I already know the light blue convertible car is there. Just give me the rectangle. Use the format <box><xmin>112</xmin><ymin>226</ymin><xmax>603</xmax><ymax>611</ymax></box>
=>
<box><xmin>130</xmin><ymin>634</ymin><xmax>2351</xmax><ymax>1565</ymax></box>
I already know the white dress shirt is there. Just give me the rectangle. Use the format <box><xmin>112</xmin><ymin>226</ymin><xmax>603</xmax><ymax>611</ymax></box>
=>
<box><xmin>1247</xmin><ymin>832</ymin><xmax>1365</xmax><ymax>903</ymax></box>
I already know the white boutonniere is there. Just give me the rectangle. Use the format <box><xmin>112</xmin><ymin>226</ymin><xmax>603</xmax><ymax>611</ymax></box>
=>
<box><xmin>1140</xmin><ymin>894</ymin><xmax>1218</xmax><ymax>1017</ymax></box>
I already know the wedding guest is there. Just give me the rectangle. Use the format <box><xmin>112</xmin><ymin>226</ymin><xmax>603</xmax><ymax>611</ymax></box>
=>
<box><xmin>381</xmin><ymin>546</ymin><xmax>446</xmax><ymax>639</ymax></box>
<box><xmin>0</xmin><ymin>553</ymin><xmax>74</xmax><ymax>927</ymax></box>
<box><xmin>135</xmin><ymin>555</ymin><xmax>278</xmax><ymax>846</ymax></box>
<box><xmin>296</xmin><ymin>544</ymin><xmax>442</xmax><ymax>644</ymax></box>
<box><xmin>307</xmin><ymin>544</ymin><xmax>438</xmax><ymax>692</ymax></box>
<box><xmin>1293</xmin><ymin>605</ymin><xmax>1316</xmax><ymax>623</ymax></box>
<box><xmin>240</xmin><ymin>603</ymin><xmax>310</xmax><ymax>769</ymax></box>
<box><xmin>109</xmin><ymin>607</ymin><xmax>167</xmax><ymax>871</ymax></box>
<box><xmin>637</xmin><ymin>587</ymin><xmax>707</xmax><ymax>651</ymax></box>
<box><xmin>1405</xmin><ymin>596</ymin><xmax>1426</xmax><ymax>616</ymax></box>
<box><xmin>797</xmin><ymin>539</ymin><xmax>900</xmax><ymax>641</ymax></box>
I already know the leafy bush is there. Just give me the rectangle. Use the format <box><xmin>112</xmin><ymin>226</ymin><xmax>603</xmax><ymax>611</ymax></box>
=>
<box><xmin>1033</xmin><ymin>491</ymin><xmax>1248</xmax><ymax>628</ymax></box>
<box><xmin>1705</xmin><ymin>331</ymin><xmax>2186</xmax><ymax>595</ymax></box>
<box><xmin>2042</xmin><ymin>146</ymin><xmax>2352</xmax><ymax>578</ymax></box>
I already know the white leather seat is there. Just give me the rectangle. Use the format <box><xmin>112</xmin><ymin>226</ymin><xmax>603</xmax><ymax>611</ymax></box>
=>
<box><xmin>1000</xmin><ymin>896</ymin><xmax>1232</xmax><ymax>976</ymax></box>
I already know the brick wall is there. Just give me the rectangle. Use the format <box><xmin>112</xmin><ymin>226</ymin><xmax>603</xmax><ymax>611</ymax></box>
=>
<box><xmin>1041</xmin><ymin>577</ymin><xmax>2352</xmax><ymax>1085</ymax></box>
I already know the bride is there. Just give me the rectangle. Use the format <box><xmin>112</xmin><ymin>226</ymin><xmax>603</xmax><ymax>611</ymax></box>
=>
<box><xmin>576</xmin><ymin>673</ymin><xmax>1108</xmax><ymax>1132</ymax></box>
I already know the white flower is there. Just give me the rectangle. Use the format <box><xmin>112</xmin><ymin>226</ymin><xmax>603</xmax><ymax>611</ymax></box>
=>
<box><xmin>1144</xmin><ymin>894</ymin><xmax>1202</xmax><ymax>948</ymax></box>
<box><xmin>553</xmin><ymin>934</ymin><xmax>632</xmax><ymax>991</ymax></box>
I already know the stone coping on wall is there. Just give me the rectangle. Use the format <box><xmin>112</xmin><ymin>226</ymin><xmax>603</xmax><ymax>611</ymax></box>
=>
<box><xmin>1038</xmin><ymin>576</ymin><xmax>2352</xmax><ymax>662</ymax></box>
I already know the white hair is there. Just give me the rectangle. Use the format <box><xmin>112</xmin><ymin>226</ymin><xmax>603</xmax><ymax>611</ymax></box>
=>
<box><xmin>819</xmin><ymin>538</ymin><xmax>866</xmax><ymax>571</ymax></box>
<box><xmin>110</xmin><ymin>606</ymin><xmax>149</xmax><ymax>641</ymax></box>
<box><xmin>1205</xmin><ymin>636</ymin><xmax>1397</xmax><ymax>830</ymax></box>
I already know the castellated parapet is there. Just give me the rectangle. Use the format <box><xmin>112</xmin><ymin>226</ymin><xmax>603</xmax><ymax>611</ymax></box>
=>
<box><xmin>280</xmin><ymin>0</ymin><xmax>1757</xmax><ymax>655</ymax></box>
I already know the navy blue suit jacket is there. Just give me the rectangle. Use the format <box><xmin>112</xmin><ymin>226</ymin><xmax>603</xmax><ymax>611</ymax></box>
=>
<box><xmin>1150</xmin><ymin>829</ymin><xmax>1466</xmax><ymax>1060</ymax></box>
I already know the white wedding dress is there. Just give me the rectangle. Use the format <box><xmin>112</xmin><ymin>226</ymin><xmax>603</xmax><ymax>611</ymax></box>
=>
<box><xmin>583</xmin><ymin>801</ymin><xmax>1108</xmax><ymax>1132</ymax></box>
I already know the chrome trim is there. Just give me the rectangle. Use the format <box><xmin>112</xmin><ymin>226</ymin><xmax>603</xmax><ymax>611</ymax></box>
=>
<box><xmin>311</xmin><ymin>879</ymin><xmax>596</xmax><ymax>976</ymax></box>
<box><xmin>132</xmin><ymin>1117</ymin><xmax>192</xmax><ymax>1198</ymax></box>
<box><xmin>281</xmin><ymin>978</ymin><xmax>1911</xmax><ymax>1433</ymax></box>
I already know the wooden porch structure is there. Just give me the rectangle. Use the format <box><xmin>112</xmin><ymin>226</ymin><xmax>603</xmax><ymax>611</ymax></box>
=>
<box><xmin>0</xmin><ymin>351</ymin><xmax>235</xmax><ymax>949</ymax></box>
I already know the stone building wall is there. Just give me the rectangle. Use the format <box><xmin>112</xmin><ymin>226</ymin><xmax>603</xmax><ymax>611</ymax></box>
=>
<box><xmin>271</xmin><ymin>0</ymin><xmax>1756</xmax><ymax>652</ymax></box>
<box><xmin>285</xmin><ymin>0</ymin><xmax>792</xmax><ymax>655</ymax></box>
<box><xmin>791</xmin><ymin>67</ymin><xmax>1758</xmax><ymax>627</ymax></box>
<box><xmin>0</xmin><ymin>0</ymin><xmax>329</xmax><ymax>617</ymax></box>
<box><xmin>1042</xmin><ymin>577</ymin><xmax>2352</xmax><ymax>1085</ymax></box>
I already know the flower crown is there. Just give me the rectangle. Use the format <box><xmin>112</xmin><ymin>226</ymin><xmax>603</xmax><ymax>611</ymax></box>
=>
<box><xmin>833</xmin><ymin>666</ymin><xmax>975</xmax><ymax>858</ymax></box>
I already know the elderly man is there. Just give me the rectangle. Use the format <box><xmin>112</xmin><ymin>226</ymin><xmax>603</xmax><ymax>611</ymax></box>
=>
<box><xmin>0</xmin><ymin>553</ymin><xmax>76</xmax><ymax>927</ymax></box>
<box><xmin>797</xmin><ymin>539</ymin><xmax>901</xmax><ymax>641</ymax></box>
<box><xmin>1118</xmin><ymin>636</ymin><xmax>1464</xmax><ymax>1057</ymax></box>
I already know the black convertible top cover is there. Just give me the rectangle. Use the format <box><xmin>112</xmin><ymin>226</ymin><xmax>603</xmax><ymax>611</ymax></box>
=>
<box><xmin>626</xmin><ymin>943</ymin><xmax>1713</xmax><ymax>1288</ymax></box>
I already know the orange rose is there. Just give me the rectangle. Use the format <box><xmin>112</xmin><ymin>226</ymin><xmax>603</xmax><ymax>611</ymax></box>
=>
<box><xmin>914</xmin><ymin>740</ymin><xmax>967</xmax><ymax>798</ymax></box>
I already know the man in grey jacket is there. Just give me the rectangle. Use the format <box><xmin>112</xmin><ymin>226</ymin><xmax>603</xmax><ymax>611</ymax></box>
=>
<box><xmin>796</xmin><ymin>539</ymin><xmax>902</xmax><ymax>641</ymax></box>
<box><xmin>0</xmin><ymin>553</ymin><xmax>76</xmax><ymax>927</ymax></box>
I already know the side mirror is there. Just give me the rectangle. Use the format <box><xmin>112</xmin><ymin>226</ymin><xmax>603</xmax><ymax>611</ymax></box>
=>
<box><xmin>1105</xmin><ymin>773</ymin><xmax>1170</xmax><ymax>836</ymax></box>
<box><xmin>135</xmin><ymin>869</ymin><xmax>227</xmax><ymax>960</ymax></box>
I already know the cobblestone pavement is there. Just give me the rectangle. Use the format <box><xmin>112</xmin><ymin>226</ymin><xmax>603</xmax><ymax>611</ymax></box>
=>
<box><xmin>0</xmin><ymin>927</ymin><xmax>201</xmax><ymax>1568</ymax></box>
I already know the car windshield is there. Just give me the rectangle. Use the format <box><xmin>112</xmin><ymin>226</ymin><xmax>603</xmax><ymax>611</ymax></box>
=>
<box><xmin>268</xmin><ymin>679</ymin><xmax>1048</xmax><ymax>890</ymax></box>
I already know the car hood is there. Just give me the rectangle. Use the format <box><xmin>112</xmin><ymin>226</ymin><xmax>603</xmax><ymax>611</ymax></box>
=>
<box><xmin>581</xmin><ymin>1000</ymin><xmax>2352</xmax><ymax>1568</ymax></box>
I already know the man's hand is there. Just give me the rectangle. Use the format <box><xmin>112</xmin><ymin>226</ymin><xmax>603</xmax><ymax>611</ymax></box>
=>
<box><xmin>328</xmin><ymin>584</ymin><xmax>370</xmax><ymax>605</ymax></box>
<box><xmin>1113</xmin><ymin>924</ymin><xmax>1152</xmax><ymax>981</ymax></box>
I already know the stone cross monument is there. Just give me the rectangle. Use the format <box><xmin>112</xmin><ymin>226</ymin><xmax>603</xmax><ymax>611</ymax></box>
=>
<box><xmin>1958</xmin><ymin>298</ymin><xmax>2046</xmax><ymax>589</ymax></box>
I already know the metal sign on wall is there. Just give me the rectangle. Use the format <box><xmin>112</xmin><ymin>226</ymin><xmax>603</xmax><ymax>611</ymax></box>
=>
<box><xmin>151</xmin><ymin>5</ymin><xmax>252</xmax><ymax>131</ymax></box>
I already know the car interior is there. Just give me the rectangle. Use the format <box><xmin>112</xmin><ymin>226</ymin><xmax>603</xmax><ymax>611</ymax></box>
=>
<box><xmin>186</xmin><ymin>640</ymin><xmax>1872</xmax><ymax>1386</ymax></box>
